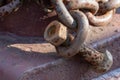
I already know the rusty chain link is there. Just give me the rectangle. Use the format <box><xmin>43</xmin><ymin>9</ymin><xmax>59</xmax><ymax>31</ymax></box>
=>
<box><xmin>44</xmin><ymin>0</ymin><xmax>120</xmax><ymax>72</ymax></box>
<box><xmin>65</xmin><ymin>0</ymin><xmax>99</xmax><ymax>14</ymax></box>
<box><xmin>55</xmin><ymin>10</ymin><xmax>89</xmax><ymax>57</ymax></box>
<box><xmin>86</xmin><ymin>9</ymin><xmax>115</xmax><ymax>26</ymax></box>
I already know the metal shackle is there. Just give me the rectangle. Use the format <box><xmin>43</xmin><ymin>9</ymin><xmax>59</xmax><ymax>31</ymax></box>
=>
<box><xmin>56</xmin><ymin>10</ymin><xmax>89</xmax><ymax>57</ymax></box>
<box><xmin>60</xmin><ymin>34</ymin><xmax>113</xmax><ymax>72</ymax></box>
<box><xmin>44</xmin><ymin>10</ymin><xmax>89</xmax><ymax>57</ymax></box>
<box><xmin>93</xmin><ymin>50</ymin><xmax>113</xmax><ymax>72</ymax></box>
<box><xmin>44</xmin><ymin>20</ymin><xmax>113</xmax><ymax>72</ymax></box>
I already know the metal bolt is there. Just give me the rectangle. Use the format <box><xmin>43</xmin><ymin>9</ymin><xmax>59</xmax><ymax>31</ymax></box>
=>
<box><xmin>44</xmin><ymin>20</ymin><xmax>67</xmax><ymax>46</ymax></box>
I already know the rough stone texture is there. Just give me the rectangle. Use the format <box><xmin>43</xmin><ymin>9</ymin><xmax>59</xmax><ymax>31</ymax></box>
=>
<box><xmin>0</xmin><ymin>0</ymin><xmax>119</xmax><ymax>80</ymax></box>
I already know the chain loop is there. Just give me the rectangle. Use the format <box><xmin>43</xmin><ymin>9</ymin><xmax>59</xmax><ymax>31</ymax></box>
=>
<box><xmin>86</xmin><ymin>9</ymin><xmax>114</xmax><ymax>26</ymax></box>
<box><xmin>51</xmin><ymin>0</ymin><xmax>77</xmax><ymax>29</ymax></box>
<box><xmin>100</xmin><ymin>0</ymin><xmax>120</xmax><ymax>13</ymax></box>
<box><xmin>44</xmin><ymin>0</ymin><xmax>120</xmax><ymax>72</ymax></box>
<box><xmin>65</xmin><ymin>0</ymin><xmax>99</xmax><ymax>14</ymax></box>
<box><xmin>84</xmin><ymin>0</ymin><xmax>120</xmax><ymax>26</ymax></box>
<box><xmin>56</xmin><ymin>10</ymin><xmax>89</xmax><ymax>57</ymax></box>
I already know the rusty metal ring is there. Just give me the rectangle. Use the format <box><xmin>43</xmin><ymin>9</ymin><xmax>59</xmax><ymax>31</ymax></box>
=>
<box><xmin>101</xmin><ymin>0</ymin><xmax>120</xmax><ymax>13</ymax></box>
<box><xmin>86</xmin><ymin>9</ymin><xmax>114</xmax><ymax>26</ymax></box>
<box><xmin>0</xmin><ymin>0</ymin><xmax>21</xmax><ymax>17</ymax></box>
<box><xmin>51</xmin><ymin>0</ymin><xmax>77</xmax><ymax>29</ymax></box>
<box><xmin>65</xmin><ymin>0</ymin><xmax>99</xmax><ymax>14</ymax></box>
<box><xmin>56</xmin><ymin>10</ymin><xmax>89</xmax><ymax>57</ymax></box>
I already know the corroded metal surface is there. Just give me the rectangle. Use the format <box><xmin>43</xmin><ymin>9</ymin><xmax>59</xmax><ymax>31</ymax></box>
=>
<box><xmin>44</xmin><ymin>0</ymin><xmax>120</xmax><ymax>72</ymax></box>
<box><xmin>0</xmin><ymin>1</ymin><xmax>119</xmax><ymax>80</ymax></box>
<box><xmin>55</xmin><ymin>10</ymin><xmax>89</xmax><ymax>57</ymax></box>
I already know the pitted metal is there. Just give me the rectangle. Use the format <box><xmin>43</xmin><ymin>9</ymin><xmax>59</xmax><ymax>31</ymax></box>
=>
<box><xmin>51</xmin><ymin>0</ymin><xmax>77</xmax><ymax>29</ymax></box>
<box><xmin>44</xmin><ymin>20</ymin><xmax>67</xmax><ymax>46</ymax></box>
<box><xmin>86</xmin><ymin>10</ymin><xmax>114</xmax><ymax>26</ymax></box>
<box><xmin>65</xmin><ymin>0</ymin><xmax>99</xmax><ymax>14</ymax></box>
<box><xmin>45</xmin><ymin>10</ymin><xmax>89</xmax><ymax>57</ymax></box>
<box><xmin>44</xmin><ymin>20</ymin><xmax>113</xmax><ymax>72</ymax></box>
<box><xmin>60</xmin><ymin>32</ymin><xmax>113</xmax><ymax>73</ymax></box>
<box><xmin>93</xmin><ymin>50</ymin><xmax>113</xmax><ymax>72</ymax></box>
<box><xmin>84</xmin><ymin>0</ymin><xmax>118</xmax><ymax>26</ymax></box>
<box><xmin>100</xmin><ymin>0</ymin><xmax>120</xmax><ymax>13</ymax></box>
<box><xmin>44</xmin><ymin>0</ymin><xmax>120</xmax><ymax>73</ymax></box>
<box><xmin>56</xmin><ymin>10</ymin><xmax>89</xmax><ymax>57</ymax></box>
<box><xmin>79</xmin><ymin>45</ymin><xmax>113</xmax><ymax>72</ymax></box>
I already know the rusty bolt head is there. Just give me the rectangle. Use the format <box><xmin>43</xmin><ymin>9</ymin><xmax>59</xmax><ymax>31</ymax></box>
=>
<box><xmin>44</xmin><ymin>20</ymin><xmax>67</xmax><ymax>46</ymax></box>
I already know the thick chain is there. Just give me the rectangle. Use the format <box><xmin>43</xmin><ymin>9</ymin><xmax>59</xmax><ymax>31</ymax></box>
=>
<box><xmin>44</xmin><ymin>0</ymin><xmax>120</xmax><ymax>72</ymax></box>
<box><xmin>1</xmin><ymin>0</ymin><xmax>118</xmax><ymax>73</ymax></box>
<box><xmin>41</xmin><ymin>0</ymin><xmax>120</xmax><ymax>26</ymax></box>
<box><xmin>56</xmin><ymin>10</ymin><xmax>89</xmax><ymax>57</ymax></box>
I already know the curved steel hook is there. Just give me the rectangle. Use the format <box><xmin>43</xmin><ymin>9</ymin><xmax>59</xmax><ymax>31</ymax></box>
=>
<box><xmin>51</xmin><ymin>0</ymin><xmax>77</xmax><ymax>29</ymax></box>
<box><xmin>86</xmin><ymin>9</ymin><xmax>114</xmax><ymax>26</ymax></box>
<box><xmin>56</xmin><ymin>10</ymin><xmax>89</xmax><ymax>57</ymax></box>
<box><xmin>66</xmin><ymin>0</ymin><xmax>99</xmax><ymax>14</ymax></box>
<box><xmin>0</xmin><ymin>0</ymin><xmax>21</xmax><ymax>17</ymax></box>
